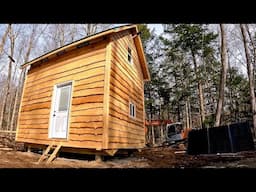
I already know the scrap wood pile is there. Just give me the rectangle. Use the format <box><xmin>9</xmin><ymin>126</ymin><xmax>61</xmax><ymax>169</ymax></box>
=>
<box><xmin>0</xmin><ymin>133</ymin><xmax>24</xmax><ymax>151</ymax></box>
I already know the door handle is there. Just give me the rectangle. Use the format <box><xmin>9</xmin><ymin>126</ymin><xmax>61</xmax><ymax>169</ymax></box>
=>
<box><xmin>53</xmin><ymin>114</ymin><xmax>56</xmax><ymax>117</ymax></box>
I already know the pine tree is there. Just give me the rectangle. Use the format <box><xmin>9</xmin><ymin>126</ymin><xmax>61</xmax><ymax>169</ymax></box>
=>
<box><xmin>162</xmin><ymin>24</ymin><xmax>218</xmax><ymax>128</ymax></box>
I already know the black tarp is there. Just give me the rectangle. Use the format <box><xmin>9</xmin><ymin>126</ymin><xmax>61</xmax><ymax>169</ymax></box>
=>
<box><xmin>208</xmin><ymin>125</ymin><xmax>231</xmax><ymax>153</ymax></box>
<box><xmin>187</xmin><ymin>128</ymin><xmax>208</xmax><ymax>155</ymax></box>
<box><xmin>187</xmin><ymin>122</ymin><xmax>255</xmax><ymax>155</ymax></box>
<box><xmin>229</xmin><ymin>122</ymin><xmax>255</xmax><ymax>152</ymax></box>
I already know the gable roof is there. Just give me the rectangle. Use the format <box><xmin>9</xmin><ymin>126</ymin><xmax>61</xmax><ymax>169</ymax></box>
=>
<box><xmin>21</xmin><ymin>24</ymin><xmax>150</xmax><ymax>81</ymax></box>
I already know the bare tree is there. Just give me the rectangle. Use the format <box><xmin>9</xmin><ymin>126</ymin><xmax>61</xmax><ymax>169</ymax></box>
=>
<box><xmin>10</xmin><ymin>24</ymin><xmax>45</xmax><ymax>131</ymax></box>
<box><xmin>41</xmin><ymin>24</ymin><xmax>114</xmax><ymax>54</ymax></box>
<box><xmin>57</xmin><ymin>24</ymin><xmax>66</xmax><ymax>47</ymax></box>
<box><xmin>10</xmin><ymin>70</ymin><xmax>25</xmax><ymax>131</ymax></box>
<box><xmin>0</xmin><ymin>24</ymin><xmax>11</xmax><ymax>55</ymax></box>
<box><xmin>245</xmin><ymin>25</ymin><xmax>256</xmax><ymax>75</ymax></box>
<box><xmin>83</xmin><ymin>24</ymin><xmax>98</xmax><ymax>36</ymax></box>
<box><xmin>215</xmin><ymin>24</ymin><xmax>228</xmax><ymax>127</ymax></box>
<box><xmin>81</xmin><ymin>24</ymin><xmax>113</xmax><ymax>36</ymax></box>
<box><xmin>0</xmin><ymin>25</ymin><xmax>15</xmax><ymax>129</ymax></box>
<box><xmin>42</xmin><ymin>24</ymin><xmax>68</xmax><ymax>51</ymax></box>
<box><xmin>0</xmin><ymin>24</ymin><xmax>12</xmax><ymax>74</ymax></box>
<box><xmin>68</xmin><ymin>24</ymin><xmax>78</xmax><ymax>42</ymax></box>
<box><xmin>240</xmin><ymin>24</ymin><xmax>256</xmax><ymax>137</ymax></box>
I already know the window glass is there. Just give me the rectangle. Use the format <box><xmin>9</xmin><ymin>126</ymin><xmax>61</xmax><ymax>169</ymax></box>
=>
<box><xmin>128</xmin><ymin>47</ymin><xmax>132</xmax><ymax>64</ymax></box>
<box><xmin>58</xmin><ymin>86</ymin><xmax>70</xmax><ymax>111</ymax></box>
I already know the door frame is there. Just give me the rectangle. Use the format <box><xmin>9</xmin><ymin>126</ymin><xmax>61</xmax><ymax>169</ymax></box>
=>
<box><xmin>48</xmin><ymin>80</ymin><xmax>73</xmax><ymax>139</ymax></box>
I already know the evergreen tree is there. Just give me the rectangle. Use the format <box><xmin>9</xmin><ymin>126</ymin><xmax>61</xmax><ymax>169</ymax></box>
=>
<box><xmin>163</xmin><ymin>24</ymin><xmax>218</xmax><ymax>128</ymax></box>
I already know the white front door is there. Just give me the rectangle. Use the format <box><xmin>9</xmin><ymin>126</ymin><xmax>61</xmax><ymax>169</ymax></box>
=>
<box><xmin>50</xmin><ymin>82</ymin><xmax>72</xmax><ymax>138</ymax></box>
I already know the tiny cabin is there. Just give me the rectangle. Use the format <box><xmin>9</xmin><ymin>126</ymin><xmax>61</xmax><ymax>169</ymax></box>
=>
<box><xmin>15</xmin><ymin>25</ymin><xmax>150</xmax><ymax>157</ymax></box>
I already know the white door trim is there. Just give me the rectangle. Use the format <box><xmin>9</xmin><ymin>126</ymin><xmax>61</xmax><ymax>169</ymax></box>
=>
<box><xmin>48</xmin><ymin>81</ymin><xmax>73</xmax><ymax>139</ymax></box>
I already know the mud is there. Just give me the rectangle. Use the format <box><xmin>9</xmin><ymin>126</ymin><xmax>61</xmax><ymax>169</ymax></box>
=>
<box><xmin>0</xmin><ymin>133</ymin><xmax>256</xmax><ymax>168</ymax></box>
<box><xmin>0</xmin><ymin>145</ymin><xmax>255</xmax><ymax>168</ymax></box>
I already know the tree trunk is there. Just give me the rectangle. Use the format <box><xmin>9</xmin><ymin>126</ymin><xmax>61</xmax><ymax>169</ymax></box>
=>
<box><xmin>5</xmin><ymin>27</ymin><xmax>16</xmax><ymax>130</ymax></box>
<box><xmin>227</xmin><ymin>49</ymin><xmax>234</xmax><ymax>123</ymax></box>
<box><xmin>148</xmin><ymin>89</ymin><xmax>153</xmax><ymax>120</ymax></box>
<box><xmin>9</xmin><ymin>25</ymin><xmax>38</xmax><ymax>131</ymax></box>
<box><xmin>0</xmin><ymin>56</ymin><xmax>13</xmax><ymax>129</ymax></box>
<box><xmin>58</xmin><ymin>24</ymin><xmax>66</xmax><ymax>47</ymax></box>
<box><xmin>0</xmin><ymin>25</ymin><xmax>14</xmax><ymax>130</ymax></box>
<box><xmin>245</xmin><ymin>24</ymin><xmax>256</xmax><ymax>71</ymax></box>
<box><xmin>185</xmin><ymin>100</ymin><xmax>189</xmax><ymax>129</ymax></box>
<box><xmin>6</xmin><ymin>88</ymin><xmax>15</xmax><ymax>130</ymax></box>
<box><xmin>151</xmin><ymin>125</ymin><xmax>155</xmax><ymax>146</ymax></box>
<box><xmin>84</xmin><ymin>24</ymin><xmax>97</xmax><ymax>36</ymax></box>
<box><xmin>69</xmin><ymin>24</ymin><xmax>77</xmax><ymax>42</ymax></box>
<box><xmin>160</xmin><ymin>123</ymin><xmax>164</xmax><ymax>143</ymax></box>
<box><xmin>191</xmin><ymin>51</ymin><xmax>205</xmax><ymax>128</ymax></box>
<box><xmin>215</xmin><ymin>24</ymin><xmax>228</xmax><ymax>127</ymax></box>
<box><xmin>158</xmin><ymin>99</ymin><xmax>161</xmax><ymax>120</ymax></box>
<box><xmin>177</xmin><ymin>104</ymin><xmax>181</xmax><ymax>122</ymax></box>
<box><xmin>240</xmin><ymin>24</ymin><xmax>256</xmax><ymax>138</ymax></box>
<box><xmin>0</xmin><ymin>24</ymin><xmax>12</xmax><ymax>75</ymax></box>
<box><xmin>10</xmin><ymin>70</ymin><xmax>26</xmax><ymax>131</ymax></box>
<box><xmin>228</xmin><ymin>70</ymin><xmax>233</xmax><ymax>123</ymax></box>
<box><xmin>10</xmin><ymin>87</ymin><xmax>18</xmax><ymax>131</ymax></box>
<box><xmin>188</xmin><ymin>98</ymin><xmax>193</xmax><ymax>128</ymax></box>
<box><xmin>174</xmin><ymin>73</ymin><xmax>181</xmax><ymax>122</ymax></box>
<box><xmin>167</xmin><ymin>105</ymin><xmax>170</xmax><ymax>120</ymax></box>
<box><xmin>0</xmin><ymin>24</ymin><xmax>11</xmax><ymax>55</ymax></box>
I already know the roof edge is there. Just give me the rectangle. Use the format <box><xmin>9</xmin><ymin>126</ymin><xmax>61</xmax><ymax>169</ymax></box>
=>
<box><xmin>21</xmin><ymin>24</ymin><xmax>135</xmax><ymax>69</ymax></box>
<box><xmin>21</xmin><ymin>24</ymin><xmax>151</xmax><ymax>81</ymax></box>
<box><xmin>133</xmin><ymin>26</ymin><xmax>151</xmax><ymax>81</ymax></box>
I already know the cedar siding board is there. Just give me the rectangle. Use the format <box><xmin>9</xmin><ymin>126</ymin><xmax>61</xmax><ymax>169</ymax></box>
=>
<box><xmin>16</xmin><ymin>25</ymin><xmax>149</xmax><ymax>154</ymax></box>
<box><xmin>108</xmin><ymin>31</ymin><xmax>145</xmax><ymax>148</ymax></box>
<box><xmin>17</xmin><ymin>40</ymin><xmax>106</xmax><ymax>149</ymax></box>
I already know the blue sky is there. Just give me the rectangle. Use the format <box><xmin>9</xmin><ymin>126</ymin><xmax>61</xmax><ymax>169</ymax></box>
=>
<box><xmin>147</xmin><ymin>24</ymin><xmax>163</xmax><ymax>35</ymax></box>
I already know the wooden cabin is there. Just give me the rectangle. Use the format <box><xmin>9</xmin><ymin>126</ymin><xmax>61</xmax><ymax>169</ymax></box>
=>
<box><xmin>15</xmin><ymin>25</ymin><xmax>150</xmax><ymax>157</ymax></box>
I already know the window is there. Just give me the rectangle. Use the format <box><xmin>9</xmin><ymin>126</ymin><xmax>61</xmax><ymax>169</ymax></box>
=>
<box><xmin>58</xmin><ymin>86</ymin><xmax>71</xmax><ymax>111</ymax></box>
<box><xmin>129</xmin><ymin>102</ymin><xmax>136</xmax><ymax>118</ymax></box>
<box><xmin>167</xmin><ymin>125</ymin><xmax>176</xmax><ymax>137</ymax></box>
<box><xmin>128</xmin><ymin>47</ymin><xmax>132</xmax><ymax>64</ymax></box>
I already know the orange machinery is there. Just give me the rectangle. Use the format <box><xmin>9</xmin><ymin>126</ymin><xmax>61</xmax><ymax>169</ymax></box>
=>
<box><xmin>145</xmin><ymin>120</ymin><xmax>191</xmax><ymax>143</ymax></box>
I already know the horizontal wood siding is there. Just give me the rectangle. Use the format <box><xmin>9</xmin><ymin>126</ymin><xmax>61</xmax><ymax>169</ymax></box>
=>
<box><xmin>16</xmin><ymin>41</ymin><xmax>107</xmax><ymax>149</ymax></box>
<box><xmin>107</xmin><ymin>31</ymin><xmax>145</xmax><ymax>149</ymax></box>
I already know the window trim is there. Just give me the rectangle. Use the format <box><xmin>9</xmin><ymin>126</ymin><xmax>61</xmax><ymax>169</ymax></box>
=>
<box><xmin>128</xmin><ymin>46</ymin><xmax>133</xmax><ymax>64</ymax></box>
<box><xmin>129</xmin><ymin>101</ymin><xmax>136</xmax><ymax>118</ymax></box>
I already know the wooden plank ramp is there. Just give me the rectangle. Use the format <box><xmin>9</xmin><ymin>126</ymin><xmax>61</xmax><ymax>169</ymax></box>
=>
<box><xmin>37</xmin><ymin>144</ymin><xmax>62</xmax><ymax>164</ymax></box>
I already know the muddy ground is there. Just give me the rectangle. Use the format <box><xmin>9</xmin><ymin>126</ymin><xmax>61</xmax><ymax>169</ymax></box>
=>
<box><xmin>1</xmin><ymin>145</ymin><xmax>256</xmax><ymax>168</ymax></box>
<box><xmin>1</xmin><ymin>133</ymin><xmax>256</xmax><ymax>168</ymax></box>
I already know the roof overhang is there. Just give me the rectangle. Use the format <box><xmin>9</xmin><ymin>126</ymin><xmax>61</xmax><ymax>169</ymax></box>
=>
<box><xmin>132</xmin><ymin>26</ymin><xmax>150</xmax><ymax>81</ymax></box>
<box><xmin>21</xmin><ymin>24</ymin><xmax>150</xmax><ymax>81</ymax></box>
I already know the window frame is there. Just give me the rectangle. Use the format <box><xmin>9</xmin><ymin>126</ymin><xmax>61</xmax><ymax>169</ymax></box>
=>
<box><xmin>129</xmin><ymin>101</ymin><xmax>136</xmax><ymax>118</ymax></box>
<box><xmin>127</xmin><ymin>46</ymin><xmax>133</xmax><ymax>64</ymax></box>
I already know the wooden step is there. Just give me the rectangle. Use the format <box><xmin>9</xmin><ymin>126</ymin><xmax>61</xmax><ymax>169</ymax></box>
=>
<box><xmin>46</xmin><ymin>145</ymin><xmax>62</xmax><ymax>164</ymax></box>
<box><xmin>37</xmin><ymin>145</ymin><xmax>53</xmax><ymax>163</ymax></box>
<box><xmin>37</xmin><ymin>144</ymin><xmax>62</xmax><ymax>164</ymax></box>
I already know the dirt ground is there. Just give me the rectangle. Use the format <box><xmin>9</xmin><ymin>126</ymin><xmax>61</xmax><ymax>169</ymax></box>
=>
<box><xmin>1</xmin><ymin>133</ymin><xmax>256</xmax><ymax>168</ymax></box>
<box><xmin>134</xmin><ymin>146</ymin><xmax>256</xmax><ymax>168</ymax></box>
<box><xmin>1</xmin><ymin>145</ymin><xmax>256</xmax><ymax>168</ymax></box>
